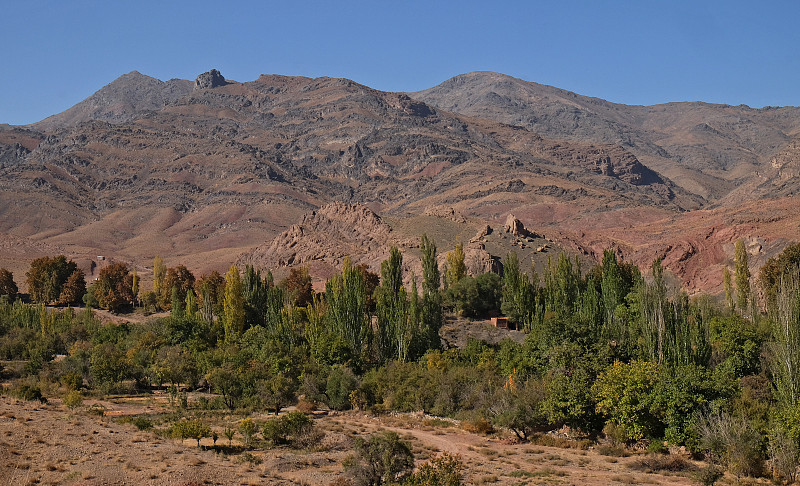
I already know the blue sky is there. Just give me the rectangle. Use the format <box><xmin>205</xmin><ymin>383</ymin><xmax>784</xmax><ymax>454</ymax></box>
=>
<box><xmin>2</xmin><ymin>0</ymin><xmax>799</xmax><ymax>125</ymax></box>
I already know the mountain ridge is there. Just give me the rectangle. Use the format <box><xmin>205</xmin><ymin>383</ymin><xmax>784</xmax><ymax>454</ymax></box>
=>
<box><xmin>2</xmin><ymin>69</ymin><xmax>800</xmax><ymax>294</ymax></box>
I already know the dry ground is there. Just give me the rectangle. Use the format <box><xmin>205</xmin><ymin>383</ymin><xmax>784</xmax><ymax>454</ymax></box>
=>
<box><xmin>0</xmin><ymin>393</ymin><xmax>748</xmax><ymax>486</ymax></box>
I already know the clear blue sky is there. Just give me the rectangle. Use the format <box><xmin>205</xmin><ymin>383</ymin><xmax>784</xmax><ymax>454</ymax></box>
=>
<box><xmin>2</xmin><ymin>0</ymin><xmax>799</xmax><ymax>125</ymax></box>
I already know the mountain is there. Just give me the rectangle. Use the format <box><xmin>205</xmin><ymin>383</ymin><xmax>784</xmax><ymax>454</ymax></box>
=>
<box><xmin>31</xmin><ymin>71</ymin><xmax>194</xmax><ymax>131</ymax></box>
<box><xmin>412</xmin><ymin>71</ymin><xmax>800</xmax><ymax>204</ymax></box>
<box><xmin>1</xmin><ymin>69</ymin><xmax>800</xmax><ymax>294</ymax></box>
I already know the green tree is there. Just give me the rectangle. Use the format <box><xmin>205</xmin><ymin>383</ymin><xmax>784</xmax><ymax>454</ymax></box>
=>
<box><xmin>501</xmin><ymin>252</ymin><xmax>534</xmax><ymax>330</ymax></box>
<box><xmin>723</xmin><ymin>267</ymin><xmax>734</xmax><ymax>311</ymax></box>
<box><xmin>223</xmin><ymin>265</ymin><xmax>245</xmax><ymax>342</ymax></box>
<box><xmin>375</xmin><ymin>247</ymin><xmax>409</xmax><ymax>362</ymax></box>
<box><xmin>185</xmin><ymin>288</ymin><xmax>198</xmax><ymax>318</ymax></box>
<box><xmin>593</xmin><ymin>360</ymin><xmax>661</xmax><ymax>442</ymax></box>
<box><xmin>26</xmin><ymin>255</ymin><xmax>78</xmax><ymax>304</ymax></box>
<box><xmin>492</xmin><ymin>376</ymin><xmax>549</xmax><ymax>441</ymax></box>
<box><xmin>153</xmin><ymin>255</ymin><xmax>166</xmax><ymax>295</ymax></box>
<box><xmin>420</xmin><ymin>235</ymin><xmax>442</xmax><ymax>353</ymax></box>
<box><xmin>734</xmin><ymin>240</ymin><xmax>751</xmax><ymax>313</ymax></box>
<box><xmin>770</xmin><ymin>268</ymin><xmax>800</xmax><ymax>407</ymax></box>
<box><xmin>0</xmin><ymin>268</ymin><xmax>18</xmax><ymax>301</ymax></box>
<box><xmin>326</xmin><ymin>257</ymin><xmax>370</xmax><ymax>362</ymax></box>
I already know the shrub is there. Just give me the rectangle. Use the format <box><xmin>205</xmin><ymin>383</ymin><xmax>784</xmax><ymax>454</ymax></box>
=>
<box><xmin>262</xmin><ymin>411</ymin><xmax>317</xmax><ymax>448</ymax></box>
<box><xmin>344</xmin><ymin>431</ymin><xmax>414</xmax><ymax>486</ymax></box>
<box><xmin>697</xmin><ymin>412</ymin><xmax>764</xmax><ymax>478</ymax></box>
<box><xmin>696</xmin><ymin>465</ymin><xmax>724</xmax><ymax>486</ymax></box>
<box><xmin>63</xmin><ymin>390</ymin><xmax>83</xmax><ymax>409</ymax></box>
<box><xmin>171</xmin><ymin>418</ymin><xmax>211</xmax><ymax>446</ymax></box>
<box><xmin>404</xmin><ymin>453</ymin><xmax>464</xmax><ymax>486</ymax></box>
<box><xmin>15</xmin><ymin>384</ymin><xmax>47</xmax><ymax>403</ymax></box>
<box><xmin>239</xmin><ymin>418</ymin><xmax>257</xmax><ymax>448</ymax></box>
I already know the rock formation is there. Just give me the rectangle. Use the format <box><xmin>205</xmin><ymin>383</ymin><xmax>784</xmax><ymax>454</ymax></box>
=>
<box><xmin>195</xmin><ymin>69</ymin><xmax>228</xmax><ymax>89</ymax></box>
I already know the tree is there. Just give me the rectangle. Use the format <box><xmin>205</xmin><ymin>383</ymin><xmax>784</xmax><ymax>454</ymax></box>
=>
<box><xmin>492</xmin><ymin>376</ymin><xmax>548</xmax><ymax>441</ymax></box>
<box><xmin>723</xmin><ymin>267</ymin><xmax>734</xmax><ymax>311</ymax></box>
<box><xmin>326</xmin><ymin>257</ymin><xmax>370</xmax><ymax>363</ymax></box>
<box><xmin>770</xmin><ymin>268</ymin><xmax>800</xmax><ymax>407</ymax></box>
<box><xmin>92</xmin><ymin>263</ymin><xmax>133</xmax><ymax>313</ymax></box>
<box><xmin>593</xmin><ymin>360</ymin><xmax>661</xmax><ymax>442</ymax></box>
<box><xmin>375</xmin><ymin>247</ymin><xmax>409</xmax><ymax>362</ymax></box>
<box><xmin>0</xmin><ymin>268</ymin><xmax>18</xmax><ymax>301</ymax></box>
<box><xmin>760</xmin><ymin>242</ymin><xmax>800</xmax><ymax>308</ymax></box>
<box><xmin>195</xmin><ymin>270</ymin><xmax>225</xmax><ymax>323</ymax></box>
<box><xmin>501</xmin><ymin>252</ymin><xmax>534</xmax><ymax>330</ymax></box>
<box><xmin>420</xmin><ymin>235</ymin><xmax>442</xmax><ymax>352</ymax></box>
<box><xmin>258</xmin><ymin>373</ymin><xmax>296</xmax><ymax>415</ymax></box>
<box><xmin>26</xmin><ymin>255</ymin><xmax>78</xmax><ymax>304</ymax></box>
<box><xmin>734</xmin><ymin>240</ymin><xmax>751</xmax><ymax>313</ymax></box>
<box><xmin>153</xmin><ymin>255</ymin><xmax>166</xmax><ymax>295</ymax></box>
<box><xmin>131</xmin><ymin>268</ymin><xmax>139</xmax><ymax>307</ymax></box>
<box><xmin>223</xmin><ymin>265</ymin><xmax>245</xmax><ymax>342</ymax></box>
<box><xmin>160</xmin><ymin>265</ymin><xmax>195</xmax><ymax>310</ymax></box>
<box><xmin>445</xmin><ymin>243</ymin><xmax>467</xmax><ymax>289</ymax></box>
<box><xmin>344</xmin><ymin>431</ymin><xmax>414</xmax><ymax>486</ymax></box>
<box><xmin>59</xmin><ymin>269</ymin><xmax>86</xmax><ymax>305</ymax></box>
<box><xmin>285</xmin><ymin>266</ymin><xmax>313</xmax><ymax>307</ymax></box>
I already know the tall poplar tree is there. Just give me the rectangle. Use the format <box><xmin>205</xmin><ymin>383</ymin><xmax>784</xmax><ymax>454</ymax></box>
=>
<box><xmin>420</xmin><ymin>234</ymin><xmax>442</xmax><ymax>351</ymax></box>
<box><xmin>153</xmin><ymin>256</ymin><xmax>166</xmax><ymax>295</ymax></box>
<box><xmin>734</xmin><ymin>240</ymin><xmax>751</xmax><ymax>313</ymax></box>
<box><xmin>375</xmin><ymin>247</ymin><xmax>409</xmax><ymax>362</ymax></box>
<box><xmin>223</xmin><ymin>265</ymin><xmax>245</xmax><ymax>342</ymax></box>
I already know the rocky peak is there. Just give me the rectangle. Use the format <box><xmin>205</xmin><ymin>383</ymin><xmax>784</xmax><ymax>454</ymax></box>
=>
<box><xmin>195</xmin><ymin>69</ymin><xmax>228</xmax><ymax>89</ymax></box>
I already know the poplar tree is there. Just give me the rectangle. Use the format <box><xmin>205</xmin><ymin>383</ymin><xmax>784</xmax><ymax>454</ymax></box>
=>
<box><xmin>153</xmin><ymin>255</ymin><xmax>166</xmax><ymax>295</ymax></box>
<box><xmin>326</xmin><ymin>258</ymin><xmax>370</xmax><ymax>362</ymax></box>
<box><xmin>223</xmin><ymin>265</ymin><xmax>245</xmax><ymax>342</ymax></box>
<box><xmin>375</xmin><ymin>247</ymin><xmax>409</xmax><ymax>362</ymax></box>
<box><xmin>723</xmin><ymin>267</ymin><xmax>734</xmax><ymax>311</ymax></box>
<box><xmin>734</xmin><ymin>240</ymin><xmax>751</xmax><ymax>313</ymax></box>
<box><xmin>445</xmin><ymin>243</ymin><xmax>467</xmax><ymax>289</ymax></box>
<box><xmin>420</xmin><ymin>235</ymin><xmax>442</xmax><ymax>351</ymax></box>
<box><xmin>501</xmin><ymin>252</ymin><xmax>534</xmax><ymax>331</ymax></box>
<box><xmin>131</xmin><ymin>268</ymin><xmax>139</xmax><ymax>307</ymax></box>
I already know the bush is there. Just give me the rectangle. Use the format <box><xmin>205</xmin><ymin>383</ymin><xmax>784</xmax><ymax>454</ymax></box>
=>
<box><xmin>696</xmin><ymin>464</ymin><xmax>724</xmax><ymax>486</ymax></box>
<box><xmin>15</xmin><ymin>384</ymin><xmax>46</xmax><ymax>403</ymax></box>
<box><xmin>344</xmin><ymin>431</ymin><xmax>414</xmax><ymax>486</ymax></box>
<box><xmin>404</xmin><ymin>453</ymin><xmax>464</xmax><ymax>486</ymax></box>
<box><xmin>262</xmin><ymin>411</ymin><xmax>317</xmax><ymax>448</ymax></box>
<box><xmin>697</xmin><ymin>412</ymin><xmax>764</xmax><ymax>478</ymax></box>
<box><xmin>326</xmin><ymin>365</ymin><xmax>358</xmax><ymax>410</ymax></box>
<box><xmin>239</xmin><ymin>418</ymin><xmax>257</xmax><ymax>447</ymax></box>
<box><xmin>63</xmin><ymin>390</ymin><xmax>83</xmax><ymax>409</ymax></box>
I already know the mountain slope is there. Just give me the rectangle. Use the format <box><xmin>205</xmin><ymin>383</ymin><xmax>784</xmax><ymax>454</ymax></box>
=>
<box><xmin>412</xmin><ymin>71</ymin><xmax>800</xmax><ymax>203</ymax></box>
<box><xmin>31</xmin><ymin>71</ymin><xmax>194</xmax><ymax>131</ymax></box>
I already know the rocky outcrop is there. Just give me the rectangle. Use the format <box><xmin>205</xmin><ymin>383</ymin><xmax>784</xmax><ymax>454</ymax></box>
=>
<box><xmin>195</xmin><ymin>69</ymin><xmax>228</xmax><ymax>89</ymax></box>
<box><xmin>238</xmin><ymin>202</ymin><xmax>397</xmax><ymax>272</ymax></box>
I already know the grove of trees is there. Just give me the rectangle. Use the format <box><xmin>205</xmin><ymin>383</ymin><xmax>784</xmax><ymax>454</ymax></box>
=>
<box><xmin>3</xmin><ymin>238</ymin><xmax>800</xmax><ymax>482</ymax></box>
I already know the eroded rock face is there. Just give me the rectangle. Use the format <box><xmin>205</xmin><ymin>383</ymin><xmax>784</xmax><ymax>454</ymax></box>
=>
<box><xmin>503</xmin><ymin>214</ymin><xmax>526</xmax><ymax>236</ymax></box>
<box><xmin>195</xmin><ymin>69</ymin><xmax>227</xmax><ymax>89</ymax></box>
<box><xmin>239</xmin><ymin>202</ymin><xmax>396</xmax><ymax>271</ymax></box>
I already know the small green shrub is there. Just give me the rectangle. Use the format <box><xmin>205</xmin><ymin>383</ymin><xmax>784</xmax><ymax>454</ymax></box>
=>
<box><xmin>63</xmin><ymin>390</ymin><xmax>83</xmax><ymax>409</ymax></box>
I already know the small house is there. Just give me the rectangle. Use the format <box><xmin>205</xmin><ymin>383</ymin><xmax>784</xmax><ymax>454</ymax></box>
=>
<box><xmin>491</xmin><ymin>317</ymin><xmax>516</xmax><ymax>331</ymax></box>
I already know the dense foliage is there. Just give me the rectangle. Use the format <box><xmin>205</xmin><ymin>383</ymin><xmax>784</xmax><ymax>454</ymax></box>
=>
<box><xmin>4</xmin><ymin>238</ymin><xmax>800</xmax><ymax>481</ymax></box>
